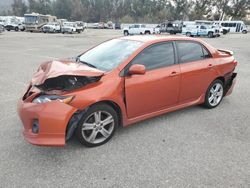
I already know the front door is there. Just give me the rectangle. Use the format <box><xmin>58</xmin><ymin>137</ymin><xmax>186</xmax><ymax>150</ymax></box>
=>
<box><xmin>124</xmin><ymin>42</ymin><xmax>181</xmax><ymax>119</ymax></box>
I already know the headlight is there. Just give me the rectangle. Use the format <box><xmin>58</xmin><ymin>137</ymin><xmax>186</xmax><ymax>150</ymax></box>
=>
<box><xmin>32</xmin><ymin>95</ymin><xmax>74</xmax><ymax>104</ymax></box>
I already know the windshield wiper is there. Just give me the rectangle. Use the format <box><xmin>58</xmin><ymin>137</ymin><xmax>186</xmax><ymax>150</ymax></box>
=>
<box><xmin>78</xmin><ymin>59</ymin><xmax>97</xmax><ymax>69</ymax></box>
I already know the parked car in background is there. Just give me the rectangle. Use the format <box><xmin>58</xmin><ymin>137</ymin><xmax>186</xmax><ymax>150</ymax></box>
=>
<box><xmin>5</xmin><ymin>21</ymin><xmax>25</xmax><ymax>31</ymax></box>
<box><xmin>154</xmin><ymin>25</ymin><xmax>161</xmax><ymax>34</ymax></box>
<box><xmin>115</xmin><ymin>22</ymin><xmax>121</xmax><ymax>29</ymax></box>
<box><xmin>75</xmin><ymin>21</ymin><xmax>85</xmax><ymax>33</ymax></box>
<box><xmin>61</xmin><ymin>22</ymin><xmax>77</xmax><ymax>34</ymax></box>
<box><xmin>42</xmin><ymin>22</ymin><xmax>61</xmax><ymax>33</ymax></box>
<box><xmin>0</xmin><ymin>24</ymin><xmax>4</xmax><ymax>33</ymax></box>
<box><xmin>194</xmin><ymin>20</ymin><xmax>229</xmax><ymax>35</ymax></box>
<box><xmin>106</xmin><ymin>21</ymin><xmax>114</xmax><ymax>29</ymax></box>
<box><xmin>182</xmin><ymin>24</ymin><xmax>220</xmax><ymax>38</ymax></box>
<box><xmin>93</xmin><ymin>22</ymin><xmax>105</xmax><ymax>29</ymax></box>
<box><xmin>123</xmin><ymin>24</ymin><xmax>156</xmax><ymax>35</ymax></box>
<box><xmin>0</xmin><ymin>17</ymin><xmax>6</xmax><ymax>26</ymax></box>
<box><xmin>17</xmin><ymin>35</ymin><xmax>238</xmax><ymax>147</ymax></box>
<box><xmin>160</xmin><ymin>20</ymin><xmax>183</xmax><ymax>34</ymax></box>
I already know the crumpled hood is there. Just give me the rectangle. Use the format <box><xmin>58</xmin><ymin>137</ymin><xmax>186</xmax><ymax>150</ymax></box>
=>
<box><xmin>31</xmin><ymin>60</ymin><xmax>104</xmax><ymax>85</ymax></box>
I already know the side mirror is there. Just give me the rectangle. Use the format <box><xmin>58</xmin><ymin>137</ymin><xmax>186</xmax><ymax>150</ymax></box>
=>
<box><xmin>128</xmin><ymin>64</ymin><xmax>146</xmax><ymax>75</ymax></box>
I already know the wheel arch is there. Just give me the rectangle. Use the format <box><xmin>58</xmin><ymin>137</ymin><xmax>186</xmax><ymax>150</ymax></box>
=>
<box><xmin>90</xmin><ymin>100</ymin><xmax>123</xmax><ymax>127</ymax></box>
<box><xmin>65</xmin><ymin>100</ymin><xmax>123</xmax><ymax>141</ymax></box>
<box><xmin>215</xmin><ymin>76</ymin><xmax>225</xmax><ymax>85</ymax></box>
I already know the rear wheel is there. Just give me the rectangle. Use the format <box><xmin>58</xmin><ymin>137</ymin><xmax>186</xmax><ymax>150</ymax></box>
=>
<box><xmin>203</xmin><ymin>79</ymin><xmax>224</xmax><ymax>109</ymax></box>
<box><xmin>208</xmin><ymin>32</ymin><xmax>213</xmax><ymax>38</ymax></box>
<box><xmin>145</xmin><ymin>31</ymin><xmax>150</xmax><ymax>35</ymax></box>
<box><xmin>76</xmin><ymin>104</ymin><xmax>118</xmax><ymax>147</ymax></box>
<box><xmin>186</xmin><ymin>32</ymin><xmax>191</xmax><ymax>37</ymax></box>
<box><xmin>242</xmin><ymin>30</ymin><xmax>247</xmax><ymax>34</ymax></box>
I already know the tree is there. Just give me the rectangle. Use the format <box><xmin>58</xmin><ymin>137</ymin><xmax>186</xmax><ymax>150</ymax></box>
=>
<box><xmin>229</xmin><ymin>0</ymin><xmax>250</xmax><ymax>19</ymax></box>
<box><xmin>189</xmin><ymin>0</ymin><xmax>214</xmax><ymax>20</ymax></box>
<box><xmin>11</xmin><ymin>0</ymin><xmax>27</xmax><ymax>16</ymax></box>
<box><xmin>213</xmin><ymin>0</ymin><xmax>231</xmax><ymax>20</ymax></box>
<box><xmin>52</xmin><ymin>0</ymin><xmax>73</xmax><ymax>19</ymax></box>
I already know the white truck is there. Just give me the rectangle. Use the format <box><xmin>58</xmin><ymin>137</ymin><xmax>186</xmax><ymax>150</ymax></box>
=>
<box><xmin>61</xmin><ymin>22</ymin><xmax>77</xmax><ymax>34</ymax></box>
<box><xmin>182</xmin><ymin>24</ymin><xmax>220</xmax><ymax>38</ymax></box>
<box><xmin>42</xmin><ymin>22</ymin><xmax>61</xmax><ymax>33</ymax></box>
<box><xmin>75</xmin><ymin>21</ymin><xmax>85</xmax><ymax>33</ymax></box>
<box><xmin>123</xmin><ymin>24</ymin><xmax>158</xmax><ymax>35</ymax></box>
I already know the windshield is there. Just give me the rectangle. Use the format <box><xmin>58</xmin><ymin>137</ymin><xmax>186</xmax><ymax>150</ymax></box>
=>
<box><xmin>79</xmin><ymin>39</ymin><xmax>143</xmax><ymax>71</ymax></box>
<box><xmin>64</xmin><ymin>23</ymin><xmax>74</xmax><ymax>27</ymax></box>
<box><xmin>25</xmin><ymin>16</ymin><xmax>38</xmax><ymax>24</ymax></box>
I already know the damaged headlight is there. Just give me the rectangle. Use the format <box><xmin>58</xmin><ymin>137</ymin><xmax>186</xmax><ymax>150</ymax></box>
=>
<box><xmin>32</xmin><ymin>95</ymin><xmax>74</xmax><ymax>104</ymax></box>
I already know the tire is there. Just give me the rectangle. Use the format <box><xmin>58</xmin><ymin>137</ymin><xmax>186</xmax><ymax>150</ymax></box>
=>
<box><xmin>76</xmin><ymin>103</ymin><xmax>118</xmax><ymax>147</ymax></box>
<box><xmin>203</xmin><ymin>79</ymin><xmax>224</xmax><ymax>109</ymax></box>
<box><xmin>208</xmin><ymin>32</ymin><xmax>213</xmax><ymax>38</ymax></box>
<box><xmin>145</xmin><ymin>31</ymin><xmax>150</xmax><ymax>35</ymax></box>
<box><xmin>242</xmin><ymin>30</ymin><xmax>247</xmax><ymax>34</ymax></box>
<box><xmin>15</xmin><ymin>27</ymin><xmax>19</xmax><ymax>32</ymax></box>
<box><xmin>186</xmin><ymin>32</ymin><xmax>191</xmax><ymax>37</ymax></box>
<box><xmin>124</xmin><ymin>30</ymin><xmax>129</xmax><ymax>36</ymax></box>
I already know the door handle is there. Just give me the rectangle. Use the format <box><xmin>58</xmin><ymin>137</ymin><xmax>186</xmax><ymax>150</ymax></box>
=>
<box><xmin>169</xmin><ymin>71</ymin><xmax>178</xmax><ymax>77</ymax></box>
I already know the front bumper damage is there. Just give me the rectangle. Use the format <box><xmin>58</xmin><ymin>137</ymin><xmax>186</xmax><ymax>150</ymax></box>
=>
<box><xmin>18</xmin><ymin>99</ymin><xmax>78</xmax><ymax>146</ymax></box>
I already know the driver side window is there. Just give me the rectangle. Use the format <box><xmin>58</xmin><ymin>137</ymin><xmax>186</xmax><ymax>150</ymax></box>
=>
<box><xmin>130</xmin><ymin>42</ymin><xmax>175</xmax><ymax>71</ymax></box>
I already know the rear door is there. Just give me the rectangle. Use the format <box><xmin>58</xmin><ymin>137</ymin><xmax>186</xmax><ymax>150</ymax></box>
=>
<box><xmin>125</xmin><ymin>42</ymin><xmax>181</xmax><ymax>119</ymax></box>
<box><xmin>176</xmin><ymin>41</ymin><xmax>216</xmax><ymax>103</ymax></box>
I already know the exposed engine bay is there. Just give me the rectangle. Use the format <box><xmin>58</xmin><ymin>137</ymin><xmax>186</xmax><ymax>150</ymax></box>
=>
<box><xmin>35</xmin><ymin>75</ymin><xmax>102</xmax><ymax>91</ymax></box>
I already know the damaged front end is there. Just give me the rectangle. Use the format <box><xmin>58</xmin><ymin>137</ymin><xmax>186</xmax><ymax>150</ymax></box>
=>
<box><xmin>35</xmin><ymin>75</ymin><xmax>102</xmax><ymax>92</ymax></box>
<box><xmin>21</xmin><ymin>60</ymin><xmax>105</xmax><ymax>143</ymax></box>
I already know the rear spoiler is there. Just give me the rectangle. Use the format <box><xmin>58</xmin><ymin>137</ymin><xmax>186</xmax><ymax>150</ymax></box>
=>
<box><xmin>218</xmin><ymin>49</ymin><xmax>234</xmax><ymax>56</ymax></box>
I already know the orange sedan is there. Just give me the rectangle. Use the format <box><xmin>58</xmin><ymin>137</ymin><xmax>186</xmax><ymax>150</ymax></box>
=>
<box><xmin>18</xmin><ymin>35</ymin><xmax>237</xmax><ymax>147</ymax></box>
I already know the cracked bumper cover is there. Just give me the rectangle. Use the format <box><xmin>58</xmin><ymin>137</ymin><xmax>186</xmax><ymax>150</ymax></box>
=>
<box><xmin>225</xmin><ymin>73</ymin><xmax>237</xmax><ymax>96</ymax></box>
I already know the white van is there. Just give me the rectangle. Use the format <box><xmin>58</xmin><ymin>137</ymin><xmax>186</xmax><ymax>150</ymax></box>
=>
<box><xmin>214</xmin><ymin>21</ymin><xmax>248</xmax><ymax>34</ymax></box>
<box><xmin>182</xmin><ymin>24</ymin><xmax>220</xmax><ymax>38</ymax></box>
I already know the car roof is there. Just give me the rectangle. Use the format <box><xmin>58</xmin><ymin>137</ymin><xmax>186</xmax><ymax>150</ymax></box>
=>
<box><xmin>120</xmin><ymin>35</ymin><xmax>202</xmax><ymax>43</ymax></box>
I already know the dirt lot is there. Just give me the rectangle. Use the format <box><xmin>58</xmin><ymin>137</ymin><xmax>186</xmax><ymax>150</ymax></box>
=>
<box><xmin>0</xmin><ymin>30</ymin><xmax>250</xmax><ymax>187</ymax></box>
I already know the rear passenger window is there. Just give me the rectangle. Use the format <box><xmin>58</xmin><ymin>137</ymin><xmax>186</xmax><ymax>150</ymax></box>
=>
<box><xmin>177</xmin><ymin>41</ymin><xmax>210</xmax><ymax>63</ymax></box>
<box><xmin>131</xmin><ymin>42</ymin><xmax>175</xmax><ymax>70</ymax></box>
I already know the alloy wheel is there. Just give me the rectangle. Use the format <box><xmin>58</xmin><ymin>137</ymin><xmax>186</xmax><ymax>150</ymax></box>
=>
<box><xmin>81</xmin><ymin>111</ymin><xmax>115</xmax><ymax>144</ymax></box>
<box><xmin>208</xmin><ymin>83</ymin><xmax>223</xmax><ymax>106</ymax></box>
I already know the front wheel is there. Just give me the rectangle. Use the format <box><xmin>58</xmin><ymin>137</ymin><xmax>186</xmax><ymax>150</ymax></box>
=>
<box><xmin>76</xmin><ymin>104</ymin><xmax>118</xmax><ymax>147</ymax></box>
<box><xmin>124</xmin><ymin>30</ymin><xmax>129</xmax><ymax>36</ymax></box>
<box><xmin>203</xmin><ymin>79</ymin><xmax>224</xmax><ymax>109</ymax></box>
